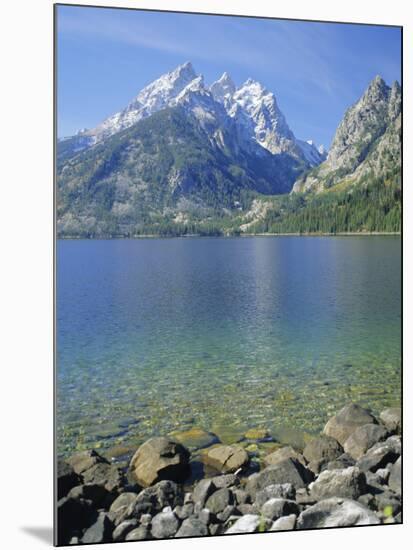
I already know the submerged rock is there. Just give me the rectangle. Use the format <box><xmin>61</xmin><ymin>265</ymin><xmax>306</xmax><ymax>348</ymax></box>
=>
<box><xmin>169</xmin><ymin>427</ymin><xmax>219</xmax><ymax>450</ymax></box>
<box><xmin>323</xmin><ymin>404</ymin><xmax>378</xmax><ymax>445</ymax></box>
<box><xmin>129</xmin><ymin>437</ymin><xmax>190</xmax><ymax>487</ymax></box>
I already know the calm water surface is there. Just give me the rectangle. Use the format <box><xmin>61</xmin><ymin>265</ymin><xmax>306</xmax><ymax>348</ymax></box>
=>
<box><xmin>57</xmin><ymin>237</ymin><xmax>401</xmax><ymax>456</ymax></box>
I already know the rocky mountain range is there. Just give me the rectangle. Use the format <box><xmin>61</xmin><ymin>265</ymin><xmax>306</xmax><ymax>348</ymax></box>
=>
<box><xmin>57</xmin><ymin>63</ymin><xmax>401</xmax><ymax>237</ymax></box>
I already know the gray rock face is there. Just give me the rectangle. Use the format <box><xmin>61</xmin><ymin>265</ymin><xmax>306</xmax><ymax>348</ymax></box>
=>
<box><xmin>151</xmin><ymin>510</ymin><xmax>179</xmax><ymax>539</ymax></box>
<box><xmin>255</xmin><ymin>483</ymin><xmax>296</xmax><ymax>507</ymax></box>
<box><xmin>205</xmin><ymin>487</ymin><xmax>234</xmax><ymax>514</ymax></box>
<box><xmin>309</xmin><ymin>466</ymin><xmax>367</xmax><ymax>500</ymax></box>
<box><xmin>246</xmin><ymin>458</ymin><xmax>313</xmax><ymax>496</ymax></box>
<box><xmin>261</xmin><ymin>498</ymin><xmax>299</xmax><ymax>520</ymax></box>
<box><xmin>129</xmin><ymin>437</ymin><xmax>190</xmax><ymax>487</ymax></box>
<box><xmin>293</xmin><ymin>76</ymin><xmax>401</xmax><ymax>193</ymax></box>
<box><xmin>323</xmin><ymin>404</ymin><xmax>378</xmax><ymax>446</ymax></box>
<box><xmin>344</xmin><ymin>423</ymin><xmax>388</xmax><ymax>460</ymax></box>
<box><xmin>388</xmin><ymin>457</ymin><xmax>401</xmax><ymax>494</ymax></box>
<box><xmin>202</xmin><ymin>445</ymin><xmax>249</xmax><ymax>473</ymax></box>
<box><xmin>175</xmin><ymin>517</ymin><xmax>208</xmax><ymax>537</ymax></box>
<box><xmin>297</xmin><ymin>498</ymin><xmax>380</xmax><ymax>528</ymax></box>
<box><xmin>270</xmin><ymin>514</ymin><xmax>297</xmax><ymax>531</ymax></box>
<box><xmin>303</xmin><ymin>435</ymin><xmax>344</xmax><ymax>465</ymax></box>
<box><xmin>225</xmin><ymin>514</ymin><xmax>262</xmax><ymax>534</ymax></box>
<box><xmin>263</xmin><ymin>446</ymin><xmax>306</xmax><ymax>467</ymax></box>
<box><xmin>380</xmin><ymin>408</ymin><xmax>401</xmax><ymax>434</ymax></box>
<box><xmin>81</xmin><ymin>512</ymin><xmax>113</xmax><ymax>544</ymax></box>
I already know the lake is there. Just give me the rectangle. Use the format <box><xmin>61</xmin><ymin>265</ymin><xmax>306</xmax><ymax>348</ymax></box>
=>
<box><xmin>56</xmin><ymin>236</ymin><xmax>401</xmax><ymax>456</ymax></box>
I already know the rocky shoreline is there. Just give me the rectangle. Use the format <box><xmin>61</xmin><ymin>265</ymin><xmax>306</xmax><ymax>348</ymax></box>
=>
<box><xmin>57</xmin><ymin>403</ymin><xmax>402</xmax><ymax>545</ymax></box>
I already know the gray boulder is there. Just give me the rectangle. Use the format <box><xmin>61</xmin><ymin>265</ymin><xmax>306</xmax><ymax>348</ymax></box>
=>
<box><xmin>81</xmin><ymin>512</ymin><xmax>113</xmax><ymax>544</ymax></box>
<box><xmin>68</xmin><ymin>483</ymin><xmax>113</xmax><ymax>508</ymax></box>
<box><xmin>131</xmin><ymin>480</ymin><xmax>184</xmax><ymax>517</ymax></box>
<box><xmin>357</xmin><ymin>440</ymin><xmax>400</xmax><ymax>472</ymax></box>
<box><xmin>129</xmin><ymin>437</ymin><xmax>190</xmax><ymax>487</ymax></box>
<box><xmin>108</xmin><ymin>492</ymin><xmax>139</xmax><ymax>525</ymax></box>
<box><xmin>270</xmin><ymin>514</ymin><xmax>297</xmax><ymax>531</ymax></box>
<box><xmin>323</xmin><ymin>453</ymin><xmax>355</xmax><ymax>472</ymax></box>
<box><xmin>380</xmin><ymin>408</ymin><xmax>401</xmax><ymax>434</ymax></box>
<box><xmin>297</xmin><ymin>497</ymin><xmax>380</xmax><ymax>528</ymax></box>
<box><xmin>151</xmin><ymin>510</ymin><xmax>179</xmax><ymax>539</ymax></box>
<box><xmin>205</xmin><ymin>487</ymin><xmax>234</xmax><ymax>515</ymax></box>
<box><xmin>225</xmin><ymin>514</ymin><xmax>263</xmax><ymax>534</ymax></box>
<box><xmin>67</xmin><ymin>449</ymin><xmax>108</xmax><ymax>475</ymax></box>
<box><xmin>192</xmin><ymin>479</ymin><xmax>216</xmax><ymax>508</ymax></box>
<box><xmin>112</xmin><ymin>519</ymin><xmax>138</xmax><ymax>542</ymax></box>
<box><xmin>323</xmin><ymin>404</ymin><xmax>378</xmax><ymax>445</ymax></box>
<box><xmin>344</xmin><ymin>423</ymin><xmax>388</xmax><ymax>459</ymax></box>
<box><xmin>309</xmin><ymin>466</ymin><xmax>367</xmax><ymax>500</ymax></box>
<box><xmin>246</xmin><ymin>458</ymin><xmax>313</xmax><ymax>496</ymax></box>
<box><xmin>303</xmin><ymin>435</ymin><xmax>343</xmax><ymax>464</ymax></box>
<box><xmin>175</xmin><ymin>517</ymin><xmax>208</xmax><ymax>537</ymax></box>
<box><xmin>261</xmin><ymin>498</ymin><xmax>299</xmax><ymax>520</ymax></box>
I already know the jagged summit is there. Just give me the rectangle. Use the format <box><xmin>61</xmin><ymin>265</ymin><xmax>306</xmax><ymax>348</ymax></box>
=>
<box><xmin>65</xmin><ymin>62</ymin><xmax>325</xmax><ymax>166</ymax></box>
<box><xmin>293</xmin><ymin>75</ymin><xmax>401</xmax><ymax>193</ymax></box>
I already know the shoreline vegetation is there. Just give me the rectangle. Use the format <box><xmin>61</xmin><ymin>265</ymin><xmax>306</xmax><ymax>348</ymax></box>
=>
<box><xmin>57</xmin><ymin>403</ymin><xmax>402</xmax><ymax>545</ymax></box>
<box><xmin>58</xmin><ymin>232</ymin><xmax>401</xmax><ymax>240</ymax></box>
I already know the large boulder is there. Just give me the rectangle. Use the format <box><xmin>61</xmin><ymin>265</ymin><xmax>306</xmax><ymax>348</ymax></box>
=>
<box><xmin>357</xmin><ymin>439</ymin><xmax>400</xmax><ymax>473</ymax></box>
<box><xmin>323</xmin><ymin>404</ymin><xmax>378</xmax><ymax>446</ymax></box>
<box><xmin>270</xmin><ymin>514</ymin><xmax>297</xmax><ymax>531</ymax></box>
<box><xmin>263</xmin><ymin>446</ymin><xmax>306</xmax><ymax>467</ymax></box>
<box><xmin>380</xmin><ymin>408</ymin><xmax>401</xmax><ymax>434</ymax></box>
<box><xmin>225</xmin><ymin>514</ymin><xmax>264</xmax><ymax>534</ymax></box>
<box><xmin>344</xmin><ymin>424</ymin><xmax>388</xmax><ymax>460</ymax></box>
<box><xmin>309</xmin><ymin>466</ymin><xmax>367</xmax><ymax>500</ymax></box>
<box><xmin>108</xmin><ymin>492</ymin><xmax>139</xmax><ymax>526</ymax></box>
<box><xmin>303</xmin><ymin>435</ymin><xmax>343</xmax><ymax>464</ymax></box>
<box><xmin>297</xmin><ymin>498</ymin><xmax>380</xmax><ymax>528</ymax></box>
<box><xmin>131</xmin><ymin>480</ymin><xmax>184</xmax><ymax>517</ymax></box>
<box><xmin>175</xmin><ymin>517</ymin><xmax>208</xmax><ymax>537</ymax></box>
<box><xmin>151</xmin><ymin>509</ymin><xmax>180</xmax><ymax>539</ymax></box>
<box><xmin>246</xmin><ymin>458</ymin><xmax>313</xmax><ymax>496</ymax></box>
<box><xmin>202</xmin><ymin>445</ymin><xmax>249</xmax><ymax>473</ymax></box>
<box><xmin>57</xmin><ymin>459</ymin><xmax>82</xmax><ymax>499</ymax></box>
<box><xmin>81</xmin><ymin>512</ymin><xmax>113</xmax><ymax>544</ymax></box>
<box><xmin>261</xmin><ymin>498</ymin><xmax>299</xmax><ymax>520</ymax></box>
<box><xmin>129</xmin><ymin>437</ymin><xmax>190</xmax><ymax>487</ymax></box>
<box><xmin>205</xmin><ymin>487</ymin><xmax>234</xmax><ymax>515</ymax></box>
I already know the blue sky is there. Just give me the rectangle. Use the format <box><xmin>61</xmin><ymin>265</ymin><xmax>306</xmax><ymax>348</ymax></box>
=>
<box><xmin>57</xmin><ymin>5</ymin><xmax>401</xmax><ymax>147</ymax></box>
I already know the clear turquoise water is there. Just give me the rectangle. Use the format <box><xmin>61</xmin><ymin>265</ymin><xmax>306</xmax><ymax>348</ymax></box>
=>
<box><xmin>56</xmin><ymin>236</ymin><xmax>401</xmax><ymax>456</ymax></box>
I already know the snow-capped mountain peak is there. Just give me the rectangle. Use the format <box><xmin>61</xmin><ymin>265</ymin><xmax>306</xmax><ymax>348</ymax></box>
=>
<box><xmin>210</xmin><ymin>72</ymin><xmax>236</xmax><ymax>105</ymax></box>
